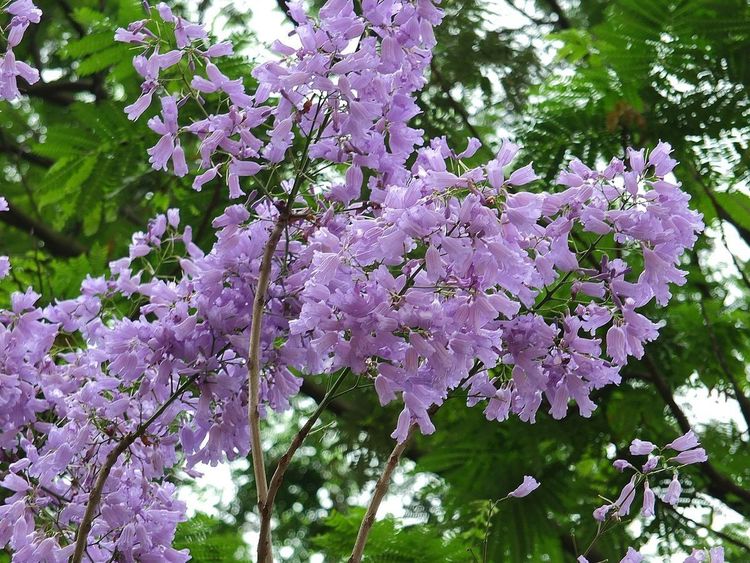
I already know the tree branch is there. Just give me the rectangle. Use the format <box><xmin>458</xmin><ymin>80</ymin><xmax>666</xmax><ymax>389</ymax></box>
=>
<box><xmin>348</xmin><ymin>425</ymin><xmax>417</xmax><ymax>562</ymax></box>
<box><xmin>299</xmin><ymin>375</ymin><xmax>355</xmax><ymax>417</ymax></box>
<box><xmin>254</xmin><ymin>102</ymin><xmax>330</xmax><ymax>563</ymax></box>
<box><xmin>559</xmin><ymin>531</ymin><xmax>606</xmax><ymax>563</ymax></box>
<box><xmin>638</xmin><ymin>359</ymin><xmax>750</xmax><ymax>513</ymax></box>
<box><xmin>20</xmin><ymin>79</ymin><xmax>98</xmax><ymax>105</ymax></box>
<box><xmin>56</xmin><ymin>0</ymin><xmax>86</xmax><ymax>37</ymax></box>
<box><xmin>258</xmin><ymin>369</ymin><xmax>351</xmax><ymax>555</ymax></box>
<box><xmin>71</xmin><ymin>374</ymin><xmax>198</xmax><ymax>563</ymax></box>
<box><xmin>504</xmin><ymin>0</ymin><xmax>551</xmax><ymax>26</ymax></box>
<box><xmin>248</xmin><ymin>218</ymin><xmax>283</xmax><ymax>550</ymax></box>
<box><xmin>685</xmin><ymin>159</ymin><xmax>750</xmax><ymax>248</ymax></box>
<box><xmin>0</xmin><ymin>201</ymin><xmax>86</xmax><ymax>257</ymax></box>
<box><xmin>540</xmin><ymin>0</ymin><xmax>571</xmax><ymax>29</ymax></box>
<box><xmin>666</xmin><ymin>504</ymin><xmax>750</xmax><ymax>553</ymax></box>
<box><xmin>0</xmin><ymin>137</ymin><xmax>53</xmax><ymax>168</ymax></box>
<box><xmin>274</xmin><ymin>0</ymin><xmax>295</xmax><ymax>25</ymax></box>
<box><xmin>694</xmin><ymin>280</ymin><xmax>750</xmax><ymax>431</ymax></box>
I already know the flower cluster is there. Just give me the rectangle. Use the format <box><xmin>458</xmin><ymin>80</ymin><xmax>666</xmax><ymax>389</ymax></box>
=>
<box><xmin>594</xmin><ymin>430</ymin><xmax>708</xmax><ymax>521</ymax></box>
<box><xmin>115</xmin><ymin>0</ymin><xmax>438</xmax><ymax>195</ymax></box>
<box><xmin>0</xmin><ymin>0</ymin><xmax>710</xmax><ymax>560</ymax></box>
<box><xmin>578</xmin><ymin>545</ymin><xmax>725</xmax><ymax>563</ymax></box>
<box><xmin>0</xmin><ymin>0</ymin><xmax>41</xmax><ymax>100</ymax></box>
<box><xmin>0</xmin><ymin>196</ymin><xmax>9</xmax><ymax>278</ymax></box>
<box><xmin>579</xmin><ymin>431</ymin><xmax>721</xmax><ymax>562</ymax></box>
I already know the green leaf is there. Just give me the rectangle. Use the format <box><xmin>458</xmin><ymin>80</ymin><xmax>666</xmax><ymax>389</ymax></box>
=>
<box><xmin>77</xmin><ymin>45</ymin><xmax>129</xmax><ymax>76</ymax></box>
<box><xmin>63</xmin><ymin>31</ymin><xmax>114</xmax><ymax>59</ymax></box>
<box><xmin>71</xmin><ymin>7</ymin><xmax>107</xmax><ymax>27</ymax></box>
<box><xmin>714</xmin><ymin>191</ymin><xmax>750</xmax><ymax>232</ymax></box>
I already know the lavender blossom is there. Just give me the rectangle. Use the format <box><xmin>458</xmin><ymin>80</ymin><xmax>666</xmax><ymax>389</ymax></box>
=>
<box><xmin>508</xmin><ymin>476</ymin><xmax>540</xmax><ymax>498</ymax></box>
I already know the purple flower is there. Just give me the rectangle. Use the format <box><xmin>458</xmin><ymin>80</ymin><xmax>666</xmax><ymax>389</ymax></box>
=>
<box><xmin>629</xmin><ymin>439</ymin><xmax>656</xmax><ymax>456</ymax></box>
<box><xmin>227</xmin><ymin>159</ymin><xmax>262</xmax><ymax>199</ymax></box>
<box><xmin>456</xmin><ymin>137</ymin><xmax>481</xmax><ymax>159</ymax></box>
<box><xmin>648</xmin><ymin>141</ymin><xmax>677</xmax><ymax>176</ymax></box>
<box><xmin>146</xmin><ymin>95</ymin><xmax>188</xmax><ymax>176</ymax></box>
<box><xmin>486</xmin><ymin>139</ymin><xmax>520</xmax><ymax>188</ymax></box>
<box><xmin>203</xmin><ymin>41</ymin><xmax>234</xmax><ymax>58</ymax></box>
<box><xmin>613</xmin><ymin>459</ymin><xmax>632</xmax><ymax>472</ymax></box>
<box><xmin>672</xmin><ymin>448</ymin><xmax>707</xmax><ymax>466</ymax></box>
<box><xmin>642</xmin><ymin>456</ymin><xmax>659</xmax><ymax>472</ymax></box>
<box><xmin>663</xmin><ymin>474</ymin><xmax>682</xmax><ymax>506</ymax></box>
<box><xmin>620</xmin><ymin>547</ymin><xmax>643</xmax><ymax>563</ymax></box>
<box><xmin>192</xmin><ymin>165</ymin><xmax>219</xmax><ymax>192</ymax></box>
<box><xmin>665</xmin><ymin>430</ymin><xmax>699</xmax><ymax>452</ymax></box>
<box><xmin>593</xmin><ymin>504</ymin><xmax>611</xmax><ymax>521</ymax></box>
<box><xmin>641</xmin><ymin>481</ymin><xmax>655</xmax><ymax>516</ymax></box>
<box><xmin>191</xmin><ymin>63</ymin><xmax>252</xmax><ymax>108</ymax></box>
<box><xmin>125</xmin><ymin>50</ymin><xmax>183</xmax><ymax>120</ymax></box>
<box><xmin>606</xmin><ymin>325</ymin><xmax>628</xmax><ymax>365</ymax></box>
<box><xmin>683</xmin><ymin>549</ymin><xmax>705</xmax><ymax>563</ymax></box>
<box><xmin>614</xmin><ymin>475</ymin><xmax>637</xmax><ymax>516</ymax></box>
<box><xmin>496</xmin><ymin>139</ymin><xmax>519</xmax><ymax>166</ymax></box>
<box><xmin>0</xmin><ymin>256</ymin><xmax>10</xmax><ymax>280</ymax></box>
<box><xmin>6</xmin><ymin>0</ymin><xmax>42</xmax><ymax>48</ymax></box>
<box><xmin>507</xmin><ymin>163</ymin><xmax>538</xmax><ymax>187</ymax></box>
<box><xmin>379</xmin><ymin>35</ymin><xmax>403</xmax><ymax>73</ymax></box>
<box><xmin>627</xmin><ymin>147</ymin><xmax>646</xmax><ymax>174</ymax></box>
<box><xmin>508</xmin><ymin>475</ymin><xmax>540</xmax><ymax>498</ymax></box>
<box><xmin>157</xmin><ymin>2</ymin><xmax>206</xmax><ymax>48</ymax></box>
<box><xmin>115</xmin><ymin>20</ymin><xmax>150</xmax><ymax>44</ymax></box>
<box><xmin>0</xmin><ymin>49</ymin><xmax>39</xmax><ymax>100</ymax></box>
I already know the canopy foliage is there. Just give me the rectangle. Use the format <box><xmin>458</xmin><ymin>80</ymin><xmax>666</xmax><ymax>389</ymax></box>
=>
<box><xmin>1</xmin><ymin>0</ymin><xmax>748</xmax><ymax>560</ymax></box>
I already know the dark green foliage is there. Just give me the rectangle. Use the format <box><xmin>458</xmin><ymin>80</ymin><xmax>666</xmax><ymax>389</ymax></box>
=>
<box><xmin>173</xmin><ymin>513</ymin><xmax>247</xmax><ymax>561</ymax></box>
<box><xmin>312</xmin><ymin>509</ymin><xmax>472</xmax><ymax>561</ymax></box>
<box><xmin>1</xmin><ymin>0</ymin><xmax>749</xmax><ymax>560</ymax></box>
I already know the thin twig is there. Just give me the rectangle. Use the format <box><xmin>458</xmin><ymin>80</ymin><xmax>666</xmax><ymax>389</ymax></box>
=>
<box><xmin>248</xmin><ymin>217</ymin><xmax>286</xmax><ymax>518</ymax></box>
<box><xmin>666</xmin><ymin>504</ymin><xmax>750</xmax><ymax>552</ymax></box>
<box><xmin>258</xmin><ymin>369</ymin><xmax>351</xmax><ymax>551</ymax></box>
<box><xmin>254</xmin><ymin>101</ymin><xmax>330</xmax><ymax>563</ymax></box>
<box><xmin>347</xmin><ymin>364</ymin><xmax>483</xmax><ymax>561</ymax></box>
<box><xmin>71</xmin><ymin>374</ymin><xmax>198</xmax><ymax>563</ymax></box>
<box><xmin>348</xmin><ymin>425</ymin><xmax>417</xmax><ymax>562</ymax></box>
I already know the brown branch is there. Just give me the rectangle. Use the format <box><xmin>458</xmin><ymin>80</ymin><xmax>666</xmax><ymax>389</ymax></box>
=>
<box><xmin>666</xmin><ymin>504</ymin><xmax>750</xmax><ymax>553</ymax></box>
<box><xmin>638</xmin><ymin>359</ymin><xmax>750</xmax><ymax>513</ymax></box>
<box><xmin>685</xmin><ymin>159</ymin><xmax>750</xmax><ymax>248</ymax></box>
<box><xmin>258</xmin><ymin>369</ymin><xmax>350</xmax><ymax>555</ymax></box>
<box><xmin>559</xmin><ymin>531</ymin><xmax>605</xmax><ymax>563</ymax></box>
<box><xmin>504</xmin><ymin>0</ymin><xmax>552</xmax><ymax>26</ymax></box>
<box><xmin>20</xmin><ymin>79</ymin><xmax>98</xmax><ymax>105</ymax></box>
<box><xmin>694</xmin><ymin>280</ymin><xmax>750</xmax><ymax>431</ymax></box>
<box><xmin>714</xmin><ymin>200</ymin><xmax>750</xmax><ymax>247</ymax></box>
<box><xmin>0</xmin><ymin>200</ymin><xmax>86</xmax><ymax>257</ymax></box>
<box><xmin>300</xmin><ymin>375</ymin><xmax>355</xmax><ymax>417</ymax></box>
<box><xmin>540</xmin><ymin>0</ymin><xmax>571</xmax><ymax>29</ymax></box>
<box><xmin>718</xmin><ymin>220</ymin><xmax>750</xmax><ymax>290</ymax></box>
<box><xmin>56</xmin><ymin>0</ymin><xmax>86</xmax><ymax>37</ymax></box>
<box><xmin>274</xmin><ymin>0</ymin><xmax>295</xmax><ymax>25</ymax></box>
<box><xmin>254</xmin><ymin>103</ymin><xmax>330</xmax><ymax>563</ymax></box>
<box><xmin>71</xmin><ymin>375</ymin><xmax>198</xmax><ymax>563</ymax></box>
<box><xmin>0</xmin><ymin>138</ymin><xmax>53</xmax><ymax>168</ymax></box>
<box><xmin>248</xmin><ymin>218</ymin><xmax>283</xmax><ymax>552</ymax></box>
<box><xmin>348</xmin><ymin>425</ymin><xmax>417</xmax><ymax>562</ymax></box>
